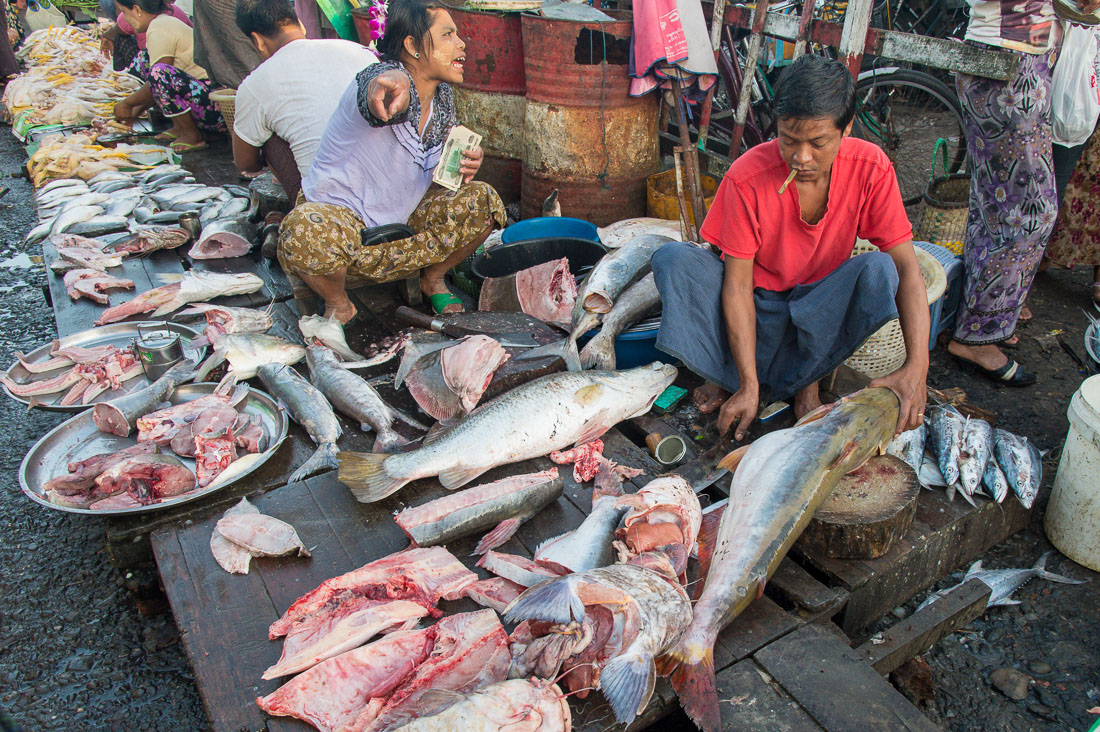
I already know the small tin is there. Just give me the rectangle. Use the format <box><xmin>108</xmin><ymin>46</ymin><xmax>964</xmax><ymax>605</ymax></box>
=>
<box><xmin>133</xmin><ymin>324</ymin><xmax>185</xmax><ymax>380</ymax></box>
<box><xmin>178</xmin><ymin>212</ymin><xmax>202</xmax><ymax>241</ymax></box>
<box><xmin>645</xmin><ymin>432</ymin><xmax>688</xmax><ymax>467</ymax></box>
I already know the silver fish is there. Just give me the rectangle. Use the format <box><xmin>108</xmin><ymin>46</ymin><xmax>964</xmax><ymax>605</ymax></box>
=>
<box><xmin>533</xmin><ymin>494</ymin><xmax>627</xmax><ymax>573</ymax></box>
<box><xmin>199</xmin><ymin>200</ymin><xmax>225</xmax><ymax>226</ymax></box>
<box><xmin>49</xmin><ymin>205</ymin><xmax>105</xmax><ymax>236</ymax></box>
<box><xmin>916</xmin><ymin>551</ymin><xmax>1085</xmax><ymax>611</ymax></box>
<box><xmin>187</xmin><ymin>217</ymin><xmax>256</xmax><ymax>260</ymax></box>
<box><xmin>918</xmin><ymin>450</ymin><xmax>948</xmax><ymax>490</ymax></box>
<box><xmin>91</xmin><ymin>179</ymin><xmax>139</xmax><ymax>194</ymax></box>
<box><xmin>257</xmin><ymin>363</ymin><xmax>342</xmax><ymax>483</ymax></box>
<box><xmin>886</xmin><ymin>422</ymin><xmax>926</xmax><ymax>476</ymax></box>
<box><xmin>217</xmin><ymin>197</ymin><xmax>249</xmax><ymax>219</ymax></box>
<box><xmin>193</xmin><ymin>332</ymin><xmax>306</xmax><ymax>384</ymax></box>
<box><xmin>65</xmin><ymin>217</ymin><xmax>130</xmax><ymax>238</ymax></box>
<box><xmin>338</xmin><ymin>363</ymin><xmax>677</xmax><ymax>501</ymax></box>
<box><xmin>579</xmin><ymin>273</ymin><xmax>660</xmax><ymax>370</ymax></box>
<box><xmin>994</xmin><ymin>428</ymin><xmax>1042</xmax><ymax>509</ymax></box>
<box><xmin>87</xmin><ymin>171</ymin><xmax>132</xmax><ymax>185</ymax></box>
<box><xmin>299</xmin><ymin>314</ymin><xmax>363</xmax><ymax>361</ymax></box>
<box><xmin>135</xmin><ymin>207</ymin><xmax>185</xmax><ymax>225</ymax></box>
<box><xmin>177</xmin><ymin>303</ymin><xmax>274</xmax><ymax>343</ymax></box>
<box><xmin>982</xmin><ymin>458</ymin><xmax>1010</xmax><ymax>502</ymax></box>
<box><xmin>25</xmin><ymin>220</ymin><xmax>53</xmax><ymax>244</ymax></box>
<box><xmin>928</xmin><ymin>404</ymin><xmax>966</xmax><ymax>489</ymax></box>
<box><xmin>167</xmin><ymin>186</ymin><xmax>223</xmax><ymax>207</ymax></box>
<box><xmin>38</xmin><ymin>178</ymin><xmax>88</xmax><ymax>195</ymax></box>
<box><xmin>570</xmin><ymin>235</ymin><xmax>674</xmax><ymax>341</ymax></box>
<box><xmin>106</xmin><ymin>195</ymin><xmax>141</xmax><ymax>218</ymax></box>
<box><xmin>306</xmin><ymin>344</ymin><xmax>424</xmax><ymax>453</ymax></box>
<box><xmin>958</xmin><ymin>417</ymin><xmax>994</xmax><ymax>501</ymax></box>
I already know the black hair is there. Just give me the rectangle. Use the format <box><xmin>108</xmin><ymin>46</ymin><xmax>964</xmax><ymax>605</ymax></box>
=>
<box><xmin>377</xmin><ymin>0</ymin><xmax>447</xmax><ymax>62</ymax></box>
<box><xmin>771</xmin><ymin>54</ymin><xmax>857</xmax><ymax>131</ymax></box>
<box><xmin>114</xmin><ymin>0</ymin><xmax>167</xmax><ymax>14</ymax></box>
<box><xmin>235</xmin><ymin>0</ymin><xmax>299</xmax><ymax>38</ymax></box>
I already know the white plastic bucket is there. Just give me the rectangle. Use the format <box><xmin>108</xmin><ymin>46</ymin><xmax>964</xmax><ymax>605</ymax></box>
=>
<box><xmin>1045</xmin><ymin>374</ymin><xmax>1100</xmax><ymax>571</ymax></box>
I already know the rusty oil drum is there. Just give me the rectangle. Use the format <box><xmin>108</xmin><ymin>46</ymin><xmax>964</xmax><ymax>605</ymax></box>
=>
<box><xmin>449</xmin><ymin>6</ymin><xmax>525</xmax><ymax>203</ymax></box>
<box><xmin>520</xmin><ymin>11</ymin><xmax>658</xmax><ymax>225</ymax></box>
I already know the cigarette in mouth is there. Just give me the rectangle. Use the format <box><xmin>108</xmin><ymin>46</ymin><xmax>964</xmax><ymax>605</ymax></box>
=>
<box><xmin>778</xmin><ymin>169</ymin><xmax>797</xmax><ymax>195</ymax></box>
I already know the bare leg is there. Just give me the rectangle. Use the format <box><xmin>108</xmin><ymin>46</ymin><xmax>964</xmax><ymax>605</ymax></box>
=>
<box><xmin>792</xmin><ymin>380</ymin><xmax>823</xmax><ymax>420</ymax></box>
<box><xmin>420</xmin><ymin>221</ymin><xmax>493</xmax><ymax>314</ymax></box>
<box><xmin>693</xmin><ymin>381</ymin><xmax>729</xmax><ymax>413</ymax></box>
<box><xmin>166</xmin><ymin>110</ymin><xmax>205</xmax><ymax>146</ymax></box>
<box><xmin>947</xmin><ymin>340</ymin><xmax>1009</xmax><ymax>371</ymax></box>
<box><xmin>298</xmin><ymin>269</ymin><xmax>357</xmax><ymax>325</ymax></box>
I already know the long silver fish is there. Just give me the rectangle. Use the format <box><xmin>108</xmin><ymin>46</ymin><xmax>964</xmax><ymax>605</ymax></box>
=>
<box><xmin>49</xmin><ymin>205</ymin><xmax>105</xmax><ymax>236</ymax></box>
<box><xmin>570</xmin><ymin>235</ymin><xmax>674</xmax><ymax>341</ymax></box>
<box><xmin>533</xmin><ymin>494</ymin><xmax>627</xmax><ymax>573</ymax></box>
<box><xmin>885</xmin><ymin>422</ymin><xmax>925</xmax><ymax>476</ymax></box>
<box><xmin>959</xmin><ymin>417</ymin><xmax>994</xmax><ymax>502</ymax></box>
<box><xmin>257</xmin><ymin>363</ymin><xmax>342</xmax><ymax>483</ymax></box>
<box><xmin>579</xmin><ymin>273</ymin><xmax>660</xmax><ymax>370</ymax></box>
<box><xmin>306</xmin><ymin>344</ymin><xmax>424</xmax><ymax>453</ymax></box>
<box><xmin>505</xmin><ymin>562</ymin><xmax>692</xmax><ymax>724</ymax></box>
<box><xmin>916</xmin><ymin>551</ymin><xmax>1085</xmax><ymax>611</ymax></box>
<box><xmin>338</xmin><ymin>363</ymin><xmax>677</xmax><ymax>501</ymax></box>
<box><xmin>661</xmin><ymin>387</ymin><xmax>899</xmax><ymax>732</ymax></box>
<box><xmin>994</xmin><ymin>428</ymin><xmax>1042</xmax><ymax>509</ymax></box>
<box><xmin>928</xmin><ymin>404</ymin><xmax>966</xmax><ymax>489</ymax></box>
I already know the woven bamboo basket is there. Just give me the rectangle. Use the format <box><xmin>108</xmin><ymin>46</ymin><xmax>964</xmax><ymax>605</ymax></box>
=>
<box><xmin>843</xmin><ymin>240</ymin><xmax>947</xmax><ymax>379</ymax></box>
<box><xmin>913</xmin><ymin>173</ymin><xmax>969</xmax><ymax>256</ymax></box>
<box><xmin>209</xmin><ymin>89</ymin><xmax>237</xmax><ymax>133</ymax></box>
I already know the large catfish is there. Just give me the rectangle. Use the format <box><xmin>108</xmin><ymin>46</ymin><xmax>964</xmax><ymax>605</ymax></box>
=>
<box><xmin>660</xmin><ymin>387</ymin><xmax>900</xmax><ymax>732</ymax></box>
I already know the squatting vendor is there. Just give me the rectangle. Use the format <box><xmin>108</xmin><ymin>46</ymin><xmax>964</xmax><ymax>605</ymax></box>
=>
<box><xmin>277</xmin><ymin>0</ymin><xmax>506</xmax><ymax>323</ymax></box>
<box><xmin>653</xmin><ymin>55</ymin><xmax>929</xmax><ymax>439</ymax></box>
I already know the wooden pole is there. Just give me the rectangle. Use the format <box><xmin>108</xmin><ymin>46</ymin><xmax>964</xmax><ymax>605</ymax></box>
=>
<box><xmin>671</xmin><ymin>76</ymin><xmax>708</xmax><ymax>231</ymax></box>
<box><xmin>695</xmin><ymin>0</ymin><xmax>728</xmax><ymax>151</ymax></box>
<box><xmin>673</xmin><ymin>147</ymin><xmax>697</xmax><ymax>242</ymax></box>
<box><xmin>729</xmin><ymin>0</ymin><xmax>771</xmax><ymax>157</ymax></box>
<box><xmin>837</xmin><ymin>0</ymin><xmax>876</xmax><ymax>78</ymax></box>
<box><xmin>792</xmin><ymin>0</ymin><xmax>819</xmax><ymax>58</ymax></box>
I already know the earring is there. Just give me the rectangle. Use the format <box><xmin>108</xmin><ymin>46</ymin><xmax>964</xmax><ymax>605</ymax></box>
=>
<box><xmin>414</xmin><ymin>53</ymin><xmax>420</xmax><ymax>58</ymax></box>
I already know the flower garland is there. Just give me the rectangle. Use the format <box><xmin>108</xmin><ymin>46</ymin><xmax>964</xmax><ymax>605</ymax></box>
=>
<box><xmin>363</xmin><ymin>0</ymin><xmax>387</xmax><ymax>54</ymax></box>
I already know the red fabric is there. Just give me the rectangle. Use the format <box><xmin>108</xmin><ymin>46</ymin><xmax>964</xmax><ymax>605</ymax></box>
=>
<box><xmin>699</xmin><ymin>138</ymin><xmax>913</xmax><ymax>292</ymax></box>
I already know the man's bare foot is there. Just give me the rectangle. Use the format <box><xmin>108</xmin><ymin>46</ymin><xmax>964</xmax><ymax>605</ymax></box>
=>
<box><xmin>693</xmin><ymin>381</ymin><xmax>729</xmax><ymax>413</ymax></box>
<box><xmin>793</xmin><ymin>381</ymin><xmax>822</xmax><ymax>420</ymax></box>
<box><xmin>324</xmin><ymin>302</ymin><xmax>358</xmax><ymax>325</ymax></box>
<box><xmin>947</xmin><ymin>340</ymin><xmax>1008</xmax><ymax>371</ymax></box>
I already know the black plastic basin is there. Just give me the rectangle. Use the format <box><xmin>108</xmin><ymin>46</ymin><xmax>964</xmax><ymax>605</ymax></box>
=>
<box><xmin>470</xmin><ymin>237</ymin><xmax>606</xmax><ymax>282</ymax></box>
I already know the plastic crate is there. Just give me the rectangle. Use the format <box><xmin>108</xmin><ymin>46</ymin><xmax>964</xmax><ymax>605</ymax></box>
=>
<box><xmin>915</xmin><ymin>240</ymin><xmax>964</xmax><ymax>347</ymax></box>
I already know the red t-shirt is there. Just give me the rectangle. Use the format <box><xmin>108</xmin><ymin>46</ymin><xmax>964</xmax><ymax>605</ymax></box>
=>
<box><xmin>699</xmin><ymin>137</ymin><xmax>913</xmax><ymax>292</ymax></box>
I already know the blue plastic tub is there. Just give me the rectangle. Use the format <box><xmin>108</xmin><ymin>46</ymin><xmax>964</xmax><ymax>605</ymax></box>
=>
<box><xmin>501</xmin><ymin>217</ymin><xmax>600</xmax><ymax>245</ymax></box>
<box><xmin>915</xmin><ymin>240</ymin><xmax>964</xmax><ymax>347</ymax></box>
<box><xmin>577</xmin><ymin>318</ymin><xmax>680</xmax><ymax>370</ymax></box>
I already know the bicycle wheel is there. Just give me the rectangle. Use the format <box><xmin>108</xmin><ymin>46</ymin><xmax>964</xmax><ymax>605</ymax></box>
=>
<box><xmin>852</xmin><ymin>69</ymin><xmax>967</xmax><ymax>206</ymax></box>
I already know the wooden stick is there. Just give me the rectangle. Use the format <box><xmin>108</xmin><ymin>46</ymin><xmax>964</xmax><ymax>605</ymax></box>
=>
<box><xmin>671</xmin><ymin>77</ymin><xmax>707</xmax><ymax>231</ymax></box>
<box><xmin>673</xmin><ymin>146</ymin><xmax>698</xmax><ymax>242</ymax></box>
<box><xmin>778</xmin><ymin>168</ymin><xmax>797</xmax><ymax>195</ymax></box>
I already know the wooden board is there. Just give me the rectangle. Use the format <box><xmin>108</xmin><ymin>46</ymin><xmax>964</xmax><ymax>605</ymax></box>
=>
<box><xmin>715</xmin><ymin>659</ymin><xmax>825</xmax><ymax>731</ymax></box>
<box><xmin>755</xmin><ymin>624</ymin><xmax>942</xmax><ymax>732</ymax></box>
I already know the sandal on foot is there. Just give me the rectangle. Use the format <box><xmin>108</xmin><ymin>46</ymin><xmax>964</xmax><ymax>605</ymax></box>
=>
<box><xmin>428</xmin><ymin>292</ymin><xmax>464</xmax><ymax>315</ymax></box>
<box><xmin>171</xmin><ymin>140</ymin><xmax>208</xmax><ymax>153</ymax></box>
<box><xmin>154</xmin><ymin>131</ymin><xmax>178</xmax><ymax>142</ymax></box>
<box><xmin>953</xmin><ymin>355</ymin><xmax>1036</xmax><ymax>386</ymax></box>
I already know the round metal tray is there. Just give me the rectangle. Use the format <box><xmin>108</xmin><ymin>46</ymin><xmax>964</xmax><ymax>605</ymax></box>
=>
<box><xmin>19</xmin><ymin>382</ymin><xmax>288</xmax><ymax>516</ymax></box>
<box><xmin>3</xmin><ymin>321</ymin><xmax>207</xmax><ymax>412</ymax></box>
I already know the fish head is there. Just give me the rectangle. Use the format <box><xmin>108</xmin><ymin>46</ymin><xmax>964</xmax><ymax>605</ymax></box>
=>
<box><xmin>603</xmin><ymin>362</ymin><xmax>678</xmax><ymax>401</ymax></box>
<box><xmin>305</xmin><ymin>343</ymin><xmax>339</xmax><ymax>369</ymax></box>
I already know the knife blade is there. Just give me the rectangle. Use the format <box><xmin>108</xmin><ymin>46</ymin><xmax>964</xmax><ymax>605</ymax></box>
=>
<box><xmin>677</xmin><ymin>434</ymin><xmax>737</xmax><ymax>494</ymax></box>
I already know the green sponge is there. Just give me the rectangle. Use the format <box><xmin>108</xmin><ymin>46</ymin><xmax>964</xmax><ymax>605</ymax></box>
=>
<box><xmin>653</xmin><ymin>385</ymin><xmax>688</xmax><ymax>414</ymax></box>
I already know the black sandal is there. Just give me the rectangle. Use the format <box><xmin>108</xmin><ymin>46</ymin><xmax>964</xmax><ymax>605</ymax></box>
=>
<box><xmin>953</xmin><ymin>355</ymin><xmax>1036</xmax><ymax>386</ymax></box>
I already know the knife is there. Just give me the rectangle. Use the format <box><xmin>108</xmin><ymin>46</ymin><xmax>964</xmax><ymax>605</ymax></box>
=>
<box><xmin>394</xmin><ymin>306</ymin><xmax>541</xmax><ymax>348</ymax></box>
<box><xmin>677</xmin><ymin>434</ymin><xmax>737</xmax><ymax>494</ymax></box>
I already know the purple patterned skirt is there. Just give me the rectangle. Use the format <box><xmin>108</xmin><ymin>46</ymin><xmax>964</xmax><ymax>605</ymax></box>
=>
<box><xmin>127</xmin><ymin>52</ymin><xmax>225</xmax><ymax>135</ymax></box>
<box><xmin>952</xmin><ymin>49</ymin><xmax>1058</xmax><ymax>345</ymax></box>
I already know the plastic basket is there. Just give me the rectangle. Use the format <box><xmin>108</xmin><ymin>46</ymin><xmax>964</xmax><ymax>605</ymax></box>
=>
<box><xmin>209</xmin><ymin>88</ymin><xmax>237</xmax><ymax>133</ymax></box>
<box><xmin>915</xmin><ymin>240</ymin><xmax>965</xmax><ymax>345</ymax></box>
<box><xmin>912</xmin><ymin>139</ymin><xmax>970</xmax><ymax>256</ymax></box>
<box><xmin>843</xmin><ymin>240</ymin><xmax>946</xmax><ymax>379</ymax></box>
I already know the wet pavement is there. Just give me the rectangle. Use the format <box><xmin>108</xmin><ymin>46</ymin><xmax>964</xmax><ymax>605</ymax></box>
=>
<box><xmin>0</xmin><ymin>124</ymin><xmax>1096</xmax><ymax>732</ymax></box>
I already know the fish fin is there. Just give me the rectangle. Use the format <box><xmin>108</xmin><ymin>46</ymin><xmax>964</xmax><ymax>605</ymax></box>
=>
<box><xmin>795</xmin><ymin>400</ymin><xmax>837</xmax><ymax>426</ymax></box>
<box><xmin>392</xmin><ymin>407</ymin><xmax>429</xmax><ymax>432</ymax></box>
<box><xmin>415</xmin><ymin>689</ymin><xmax>466</xmax><ymax>718</ymax></box>
<box><xmin>993</xmin><ymin>597</ymin><xmax>1023</xmax><ymax>606</ymax></box>
<box><xmin>957</xmin><ymin>486</ymin><xmax>977</xmax><ymax>507</ymax></box>
<box><xmin>372</xmin><ymin>430</ymin><xmax>412</xmax><ymax>455</ymax></box>
<box><xmin>665</xmin><ymin>646</ymin><xmax>719</xmax><ymax>732</ymax></box>
<box><xmin>716</xmin><ymin>445</ymin><xmax>750</xmax><ymax>472</ymax></box>
<box><xmin>215</xmin><ymin>371</ymin><xmax>239</xmax><ymax>394</ymax></box>
<box><xmin>1034</xmin><ymin>551</ymin><xmax>1088</xmax><ymax>585</ymax></box>
<box><xmin>946</xmin><ymin>483</ymin><xmax>956</xmax><ymax>502</ymax></box>
<box><xmin>693</xmin><ymin>510</ymin><xmax>723</xmax><ymax>599</ymax></box>
<box><xmin>474</xmin><ymin>518</ymin><xmax>522</xmax><ymax>555</ymax></box>
<box><xmin>574</xmin><ymin>415</ymin><xmax>611</xmax><ymax>448</ymax></box>
<box><xmin>337</xmin><ymin>451</ymin><xmax>407</xmax><ymax>502</ymax></box>
<box><xmin>964</xmin><ymin>560</ymin><xmax>983</xmax><ymax>579</ymax></box>
<box><xmin>438</xmin><ymin>465</ymin><xmax>489</xmax><ymax>490</ymax></box>
<box><xmin>600</xmin><ymin>652</ymin><xmax>657</xmax><ymax>725</ymax></box>
<box><xmin>288</xmin><ymin>442</ymin><xmax>339</xmax><ymax>483</ymax></box>
<box><xmin>579</xmin><ymin>332</ymin><xmax>616</xmax><ymax>371</ymax></box>
<box><xmin>503</xmin><ymin>575</ymin><xmax>584</xmax><ymax>625</ymax></box>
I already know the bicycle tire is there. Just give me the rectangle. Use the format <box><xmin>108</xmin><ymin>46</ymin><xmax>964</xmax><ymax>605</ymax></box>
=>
<box><xmin>853</xmin><ymin>69</ymin><xmax>967</xmax><ymax>207</ymax></box>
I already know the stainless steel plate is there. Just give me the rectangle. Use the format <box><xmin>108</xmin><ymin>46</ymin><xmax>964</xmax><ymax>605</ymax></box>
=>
<box><xmin>3</xmin><ymin>321</ymin><xmax>207</xmax><ymax>412</ymax></box>
<box><xmin>1086</xmin><ymin>322</ymin><xmax>1100</xmax><ymax>367</ymax></box>
<box><xmin>19</xmin><ymin>382</ymin><xmax>288</xmax><ymax>516</ymax></box>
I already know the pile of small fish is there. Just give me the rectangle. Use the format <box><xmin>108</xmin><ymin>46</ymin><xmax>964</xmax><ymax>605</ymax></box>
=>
<box><xmin>210</xmin><ymin>498</ymin><xmax>309</xmax><ymax>575</ymax></box>
<box><xmin>886</xmin><ymin>405</ymin><xmax>1043</xmax><ymax>508</ymax></box>
<box><xmin>27</xmin><ymin>131</ymin><xmax>173</xmax><ymax>188</ymax></box>
<box><xmin>1</xmin><ymin>342</ymin><xmax>143</xmax><ymax>407</ymax></box>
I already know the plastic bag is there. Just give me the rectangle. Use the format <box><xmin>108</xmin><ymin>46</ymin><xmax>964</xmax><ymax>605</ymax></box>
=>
<box><xmin>1052</xmin><ymin>23</ymin><xmax>1100</xmax><ymax>147</ymax></box>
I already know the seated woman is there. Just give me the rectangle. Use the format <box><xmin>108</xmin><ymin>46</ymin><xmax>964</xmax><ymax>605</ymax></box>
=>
<box><xmin>99</xmin><ymin>0</ymin><xmax>191</xmax><ymax>73</ymax></box>
<box><xmin>111</xmin><ymin>0</ymin><xmax>223</xmax><ymax>153</ymax></box>
<box><xmin>278</xmin><ymin>0</ymin><xmax>506</xmax><ymax>322</ymax></box>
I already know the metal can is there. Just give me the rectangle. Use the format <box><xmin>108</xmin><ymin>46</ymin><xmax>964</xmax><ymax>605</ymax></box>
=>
<box><xmin>178</xmin><ymin>212</ymin><xmax>202</xmax><ymax>241</ymax></box>
<box><xmin>133</xmin><ymin>325</ymin><xmax>185</xmax><ymax>380</ymax></box>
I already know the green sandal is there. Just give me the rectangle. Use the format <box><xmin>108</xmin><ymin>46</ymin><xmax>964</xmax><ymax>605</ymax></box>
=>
<box><xmin>428</xmin><ymin>292</ymin><xmax>464</xmax><ymax>315</ymax></box>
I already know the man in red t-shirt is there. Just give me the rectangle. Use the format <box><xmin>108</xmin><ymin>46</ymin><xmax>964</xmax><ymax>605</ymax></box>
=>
<box><xmin>651</xmin><ymin>55</ymin><xmax>929</xmax><ymax>439</ymax></box>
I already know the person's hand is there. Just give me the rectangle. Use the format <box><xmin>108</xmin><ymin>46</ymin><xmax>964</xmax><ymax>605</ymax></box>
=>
<box><xmin>100</xmin><ymin>35</ymin><xmax>113</xmax><ymax>58</ymax></box>
<box><xmin>367</xmin><ymin>71</ymin><xmax>411</xmax><ymax>122</ymax></box>
<box><xmin>7</xmin><ymin>28</ymin><xmax>18</xmax><ymax>47</ymax></box>
<box><xmin>717</xmin><ymin>386</ymin><xmax>759</xmax><ymax>441</ymax></box>
<box><xmin>113</xmin><ymin>99</ymin><xmax>134</xmax><ymax>125</ymax></box>
<box><xmin>460</xmin><ymin>146</ymin><xmax>483</xmax><ymax>183</ymax></box>
<box><xmin>870</xmin><ymin>361</ymin><xmax>928</xmax><ymax>435</ymax></box>
<box><xmin>14</xmin><ymin>0</ymin><xmax>26</xmax><ymax>10</ymax></box>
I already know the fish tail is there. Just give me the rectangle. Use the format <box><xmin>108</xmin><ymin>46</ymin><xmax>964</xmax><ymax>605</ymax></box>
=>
<box><xmin>578</xmin><ymin>332</ymin><xmax>615</xmax><ymax>371</ymax></box>
<box><xmin>599</xmin><ymin>651</ymin><xmax>657</xmax><ymax>724</ymax></box>
<box><xmin>1034</xmin><ymin>551</ymin><xmax>1088</xmax><ymax>585</ymax></box>
<box><xmin>502</xmin><ymin>574</ymin><xmax>584</xmax><ymax>625</ymax></box>
<box><xmin>289</xmin><ymin>442</ymin><xmax>339</xmax><ymax>484</ymax></box>
<box><xmin>660</xmin><ymin>639</ymin><xmax>720</xmax><ymax>732</ymax></box>
<box><xmin>372</xmin><ymin>429</ymin><xmax>412</xmax><ymax>455</ymax></box>
<box><xmin>337</xmin><ymin>450</ymin><xmax>408</xmax><ymax>502</ymax></box>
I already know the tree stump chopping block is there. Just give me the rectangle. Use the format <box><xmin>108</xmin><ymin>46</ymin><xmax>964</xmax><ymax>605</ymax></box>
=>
<box><xmin>797</xmin><ymin>454</ymin><xmax>919</xmax><ymax>560</ymax></box>
<box><xmin>249</xmin><ymin>171</ymin><xmax>291</xmax><ymax>217</ymax></box>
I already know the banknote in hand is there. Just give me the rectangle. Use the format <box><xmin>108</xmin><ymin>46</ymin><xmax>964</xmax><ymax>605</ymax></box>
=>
<box><xmin>433</xmin><ymin>125</ymin><xmax>482</xmax><ymax>191</ymax></box>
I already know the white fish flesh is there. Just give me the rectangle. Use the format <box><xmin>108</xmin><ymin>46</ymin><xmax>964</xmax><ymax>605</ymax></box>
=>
<box><xmin>210</xmin><ymin>497</ymin><xmax>260</xmax><ymax>574</ymax></box>
<box><xmin>187</xmin><ymin>217</ymin><xmax>257</xmax><ymax>259</ymax></box>
<box><xmin>299</xmin><ymin>314</ymin><xmax>364</xmax><ymax>361</ymax></box>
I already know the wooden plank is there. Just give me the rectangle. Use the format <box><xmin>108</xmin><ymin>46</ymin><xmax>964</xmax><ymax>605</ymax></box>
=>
<box><xmin>755</xmin><ymin>624</ymin><xmax>942</xmax><ymax>732</ymax></box>
<box><xmin>768</xmin><ymin>558</ymin><xmax>848</xmax><ymax>622</ymax></box>
<box><xmin>714</xmin><ymin>596</ymin><xmax>800</xmax><ymax>671</ymax></box>
<box><xmin>715</xmin><ymin>659</ymin><xmax>825</xmax><ymax>731</ymax></box>
<box><xmin>857</xmin><ymin>578</ymin><xmax>990</xmax><ymax>675</ymax></box>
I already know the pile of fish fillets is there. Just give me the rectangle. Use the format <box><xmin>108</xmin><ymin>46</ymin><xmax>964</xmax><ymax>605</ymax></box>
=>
<box><xmin>1</xmin><ymin>341</ymin><xmax>143</xmax><ymax>407</ymax></box>
<box><xmin>887</xmin><ymin>404</ymin><xmax>1043</xmax><ymax>508</ymax></box>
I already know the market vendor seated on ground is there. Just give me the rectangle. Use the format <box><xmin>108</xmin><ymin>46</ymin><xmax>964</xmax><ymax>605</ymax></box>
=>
<box><xmin>653</xmin><ymin>54</ymin><xmax>929</xmax><ymax>439</ymax></box>
<box><xmin>277</xmin><ymin>0</ymin><xmax>506</xmax><ymax>323</ymax></box>
<box><xmin>231</xmin><ymin>0</ymin><xmax>377</xmax><ymax>201</ymax></box>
